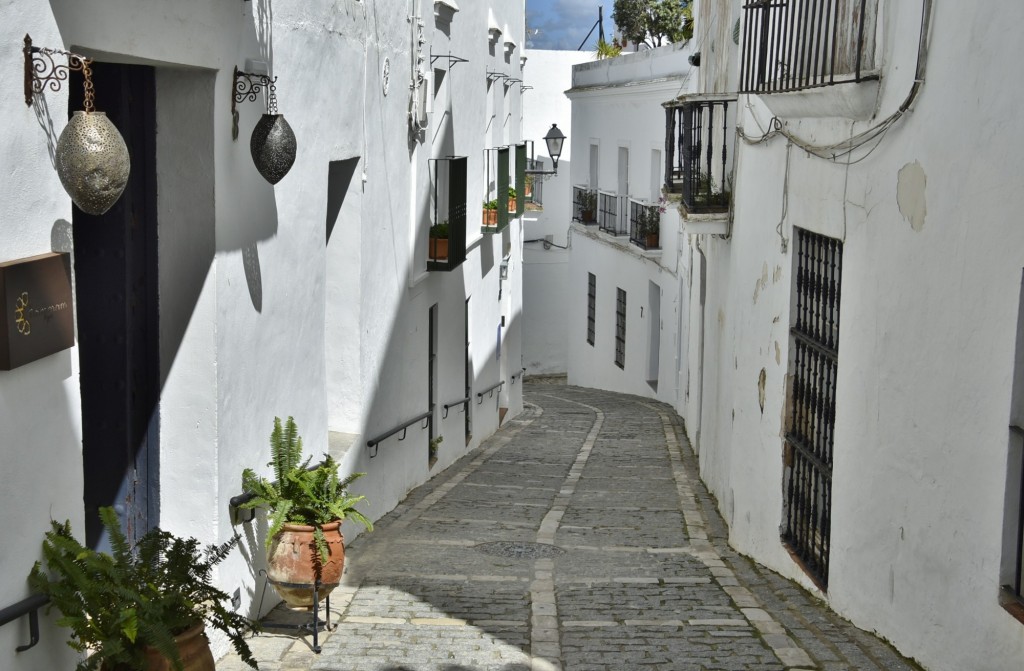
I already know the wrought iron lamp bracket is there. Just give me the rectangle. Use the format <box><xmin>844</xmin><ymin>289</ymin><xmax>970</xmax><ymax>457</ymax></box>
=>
<box><xmin>23</xmin><ymin>34</ymin><xmax>94</xmax><ymax>111</ymax></box>
<box><xmin>232</xmin><ymin>66</ymin><xmax>278</xmax><ymax>140</ymax></box>
<box><xmin>486</xmin><ymin>70</ymin><xmax>507</xmax><ymax>82</ymax></box>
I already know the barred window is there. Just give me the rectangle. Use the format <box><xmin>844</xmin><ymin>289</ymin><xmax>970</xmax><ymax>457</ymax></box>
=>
<box><xmin>615</xmin><ymin>288</ymin><xmax>626</xmax><ymax>369</ymax></box>
<box><xmin>587</xmin><ymin>273</ymin><xmax>596</xmax><ymax>346</ymax></box>
<box><xmin>783</xmin><ymin>228</ymin><xmax>842</xmax><ymax>589</ymax></box>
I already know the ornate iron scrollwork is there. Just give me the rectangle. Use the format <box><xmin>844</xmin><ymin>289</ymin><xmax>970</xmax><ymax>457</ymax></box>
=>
<box><xmin>232</xmin><ymin>66</ymin><xmax>278</xmax><ymax>140</ymax></box>
<box><xmin>23</xmin><ymin>34</ymin><xmax>94</xmax><ymax>111</ymax></box>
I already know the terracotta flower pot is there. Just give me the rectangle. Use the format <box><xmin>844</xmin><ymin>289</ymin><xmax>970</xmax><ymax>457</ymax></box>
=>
<box><xmin>138</xmin><ymin>624</ymin><xmax>215</xmax><ymax>671</ymax></box>
<box><xmin>482</xmin><ymin>209</ymin><xmax>498</xmax><ymax>226</ymax></box>
<box><xmin>267</xmin><ymin>521</ymin><xmax>345</xmax><ymax>609</ymax></box>
<box><xmin>507</xmin><ymin>197</ymin><xmax>517</xmax><ymax>213</ymax></box>
<box><xmin>429</xmin><ymin>237</ymin><xmax>449</xmax><ymax>261</ymax></box>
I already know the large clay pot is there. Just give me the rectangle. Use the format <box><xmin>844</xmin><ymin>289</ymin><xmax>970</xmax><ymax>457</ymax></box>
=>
<box><xmin>250</xmin><ymin>113</ymin><xmax>297</xmax><ymax>184</ymax></box>
<box><xmin>267</xmin><ymin>521</ymin><xmax>345</xmax><ymax>609</ymax></box>
<box><xmin>55</xmin><ymin>111</ymin><xmax>131</xmax><ymax>215</ymax></box>
<box><xmin>100</xmin><ymin>624</ymin><xmax>215</xmax><ymax>671</ymax></box>
<box><xmin>143</xmin><ymin>624</ymin><xmax>215</xmax><ymax>671</ymax></box>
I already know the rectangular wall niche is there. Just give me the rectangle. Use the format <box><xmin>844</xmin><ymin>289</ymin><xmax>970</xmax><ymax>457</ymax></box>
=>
<box><xmin>0</xmin><ymin>252</ymin><xmax>75</xmax><ymax>370</ymax></box>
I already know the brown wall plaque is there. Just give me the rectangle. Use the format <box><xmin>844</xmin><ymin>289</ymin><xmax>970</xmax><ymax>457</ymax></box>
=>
<box><xmin>0</xmin><ymin>252</ymin><xmax>75</xmax><ymax>370</ymax></box>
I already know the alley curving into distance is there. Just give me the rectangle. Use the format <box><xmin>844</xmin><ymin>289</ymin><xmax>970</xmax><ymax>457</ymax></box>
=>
<box><xmin>219</xmin><ymin>381</ymin><xmax>921</xmax><ymax>671</ymax></box>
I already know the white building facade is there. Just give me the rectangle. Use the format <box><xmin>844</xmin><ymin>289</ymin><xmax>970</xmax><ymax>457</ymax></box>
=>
<box><xmin>564</xmin><ymin>43</ymin><xmax>694</xmax><ymax>403</ymax></box>
<box><xmin>565</xmin><ymin>0</ymin><xmax>1024</xmax><ymax>669</ymax></box>
<box><xmin>0</xmin><ymin>2</ymin><xmax>527</xmax><ymax>668</ymax></box>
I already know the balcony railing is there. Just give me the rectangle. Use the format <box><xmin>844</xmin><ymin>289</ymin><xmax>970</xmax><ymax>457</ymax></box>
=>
<box><xmin>427</xmin><ymin>156</ymin><xmax>467</xmax><ymax>272</ymax></box>
<box><xmin>526</xmin><ymin>159</ymin><xmax>543</xmax><ymax>206</ymax></box>
<box><xmin>665</xmin><ymin>96</ymin><xmax>736</xmax><ymax>214</ymax></box>
<box><xmin>572</xmin><ymin>185</ymin><xmax>597</xmax><ymax>224</ymax></box>
<box><xmin>628</xmin><ymin>199</ymin><xmax>661</xmax><ymax>251</ymax></box>
<box><xmin>740</xmin><ymin>0</ymin><xmax>877</xmax><ymax>94</ymax></box>
<box><xmin>598</xmin><ymin>191</ymin><xmax>627</xmax><ymax>236</ymax></box>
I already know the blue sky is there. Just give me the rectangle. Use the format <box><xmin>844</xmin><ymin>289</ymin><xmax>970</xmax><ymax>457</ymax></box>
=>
<box><xmin>526</xmin><ymin>0</ymin><xmax>615</xmax><ymax>50</ymax></box>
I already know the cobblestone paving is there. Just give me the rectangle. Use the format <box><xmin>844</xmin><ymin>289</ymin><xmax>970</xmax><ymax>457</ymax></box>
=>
<box><xmin>217</xmin><ymin>382</ymin><xmax>923</xmax><ymax>671</ymax></box>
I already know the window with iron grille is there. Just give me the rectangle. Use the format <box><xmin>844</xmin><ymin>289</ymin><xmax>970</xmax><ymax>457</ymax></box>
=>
<box><xmin>587</xmin><ymin>273</ymin><xmax>596</xmax><ymax>346</ymax></box>
<box><xmin>615</xmin><ymin>288</ymin><xmax>626</xmax><ymax>369</ymax></box>
<box><xmin>427</xmin><ymin>156</ymin><xmax>467</xmax><ymax>272</ymax></box>
<box><xmin>740</xmin><ymin>0</ymin><xmax>877</xmax><ymax>94</ymax></box>
<box><xmin>783</xmin><ymin>228</ymin><xmax>842</xmax><ymax>590</ymax></box>
<box><xmin>664</xmin><ymin>97</ymin><xmax>735</xmax><ymax>214</ymax></box>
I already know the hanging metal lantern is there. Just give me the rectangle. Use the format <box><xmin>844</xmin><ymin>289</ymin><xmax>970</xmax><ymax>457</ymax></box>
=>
<box><xmin>55</xmin><ymin>110</ymin><xmax>130</xmax><ymax>215</ymax></box>
<box><xmin>250</xmin><ymin>113</ymin><xmax>296</xmax><ymax>184</ymax></box>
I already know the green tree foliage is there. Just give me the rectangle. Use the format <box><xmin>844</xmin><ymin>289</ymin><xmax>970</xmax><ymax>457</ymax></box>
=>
<box><xmin>613</xmin><ymin>0</ymin><xmax>693</xmax><ymax>48</ymax></box>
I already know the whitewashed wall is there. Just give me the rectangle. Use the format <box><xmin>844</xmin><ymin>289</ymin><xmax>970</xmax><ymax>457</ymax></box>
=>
<box><xmin>521</xmin><ymin>49</ymin><xmax>591</xmax><ymax>375</ymax></box>
<box><xmin>690</xmin><ymin>1</ymin><xmax>1024</xmax><ymax>669</ymax></box>
<box><xmin>0</xmin><ymin>5</ymin><xmax>83</xmax><ymax>670</ymax></box>
<box><xmin>0</xmin><ymin>1</ymin><xmax>524</xmax><ymax>669</ymax></box>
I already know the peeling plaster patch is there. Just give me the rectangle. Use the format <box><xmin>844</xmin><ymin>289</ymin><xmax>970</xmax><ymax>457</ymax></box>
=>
<box><xmin>773</xmin><ymin>265</ymin><xmax>783</xmax><ymax>283</ymax></box>
<box><xmin>758</xmin><ymin>368</ymin><xmax>767</xmax><ymax>414</ymax></box>
<box><xmin>775</xmin><ymin>341</ymin><xmax>781</xmax><ymax>365</ymax></box>
<box><xmin>753</xmin><ymin>262</ymin><xmax>769</xmax><ymax>303</ymax></box>
<box><xmin>897</xmin><ymin>161</ymin><xmax>927</xmax><ymax>232</ymax></box>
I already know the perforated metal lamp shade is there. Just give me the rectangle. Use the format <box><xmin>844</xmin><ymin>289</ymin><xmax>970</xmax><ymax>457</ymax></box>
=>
<box><xmin>543</xmin><ymin>124</ymin><xmax>565</xmax><ymax>169</ymax></box>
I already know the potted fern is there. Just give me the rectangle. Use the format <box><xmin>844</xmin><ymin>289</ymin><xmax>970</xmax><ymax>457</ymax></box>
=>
<box><xmin>29</xmin><ymin>507</ymin><xmax>257</xmax><ymax>671</ymax></box>
<box><xmin>239</xmin><ymin>417</ymin><xmax>372</xmax><ymax>609</ymax></box>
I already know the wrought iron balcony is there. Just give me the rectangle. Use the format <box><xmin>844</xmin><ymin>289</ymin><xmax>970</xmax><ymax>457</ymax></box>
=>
<box><xmin>740</xmin><ymin>0</ymin><xmax>877</xmax><ymax>94</ymax></box>
<box><xmin>665</xmin><ymin>96</ymin><xmax>736</xmax><ymax>215</ymax></box>
<box><xmin>598</xmin><ymin>191</ymin><xmax>628</xmax><ymax>236</ymax></box>
<box><xmin>628</xmin><ymin>199</ymin><xmax>661</xmax><ymax>251</ymax></box>
<box><xmin>572</xmin><ymin>185</ymin><xmax>597</xmax><ymax>224</ymax></box>
<box><xmin>427</xmin><ymin>156</ymin><xmax>467</xmax><ymax>272</ymax></box>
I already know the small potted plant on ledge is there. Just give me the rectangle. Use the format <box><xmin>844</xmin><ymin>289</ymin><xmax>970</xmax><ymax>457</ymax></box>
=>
<box><xmin>507</xmin><ymin>186</ymin><xmax>518</xmax><ymax>213</ymax></box>
<box><xmin>579</xmin><ymin>190</ymin><xmax>597</xmax><ymax>223</ymax></box>
<box><xmin>29</xmin><ymin>507</ymin><xmax>257</xmax><ymax>671</ymax></box>
<box><xmin>429</xmin><ymin>220</ymin><xmax>449</xmax><ymax>261</ymax></box>
<box><xmin>524</xmin><ymin>174</ymin><xmax>534</xmax><ymax>199</ymax></box>
<box><xmin>482</xmin><ymin>199</ymin><xmax>499</xmax><ymax>226</ymax></box>
<box><xmin>239</xmin><ymin>417</ymin><xmax>372</xmax><ymax>609</ymax></box>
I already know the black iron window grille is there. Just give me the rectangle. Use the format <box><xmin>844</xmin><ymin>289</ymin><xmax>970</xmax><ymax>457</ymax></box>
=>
<box><xmin>427</xmin><ymin>156</ymin><xmax>468</xmax><ymax>272</ymax></box>
<box><xmin>587</xmin><ymin>272</ymin><xmax>596</xmax><ymax>346</ymax></box>
<box><xmin>514</xmin><ymin>143</ymin><xmax>527</xmax><ymax>217</ymax></box>
<box><xmin>615</xmin><ymin>287</ymin><xmax>626</xmax><ymax>369</ymax></box>
<box><xmin>665</xmin><ymin>96</ymin><xmax>736</xmax><ymax>214</ymax></box>
<box><xmin>598</xmin><ymin>191</ymin><xmax>627</xmax><ymax>236</ymax></box>
<box><xmin>740</xmin><ymin>0</ymin><xmax>877</xmax><ymax>94</ymax></box>
<box><xmin>573</xmin><ymin>185</ymin><xmax>597</xmax><ymax>224</ymax></box>
<box><xmin>783</xmin><ymin>228</ymin><xmax>842</xmax><ymax>590</ymax></box>
<box><xmin>629</xmin><ymin>199</ymin><xmax>661</xmax><ymax>251</ymax></box>
<box><xmin>482</xmin><ymin>147</ymin><xmax>511</xmax><ymax>234</ymax></box>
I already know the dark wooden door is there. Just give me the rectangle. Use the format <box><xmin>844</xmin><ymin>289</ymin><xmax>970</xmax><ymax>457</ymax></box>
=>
<box><xmin>70</xmin><ymin>62</ymin><xmax>159</xmax><ymax>549</ymax></box>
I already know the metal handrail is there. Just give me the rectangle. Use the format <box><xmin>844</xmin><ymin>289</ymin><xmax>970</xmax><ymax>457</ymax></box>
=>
<box><xmin>366</xmin><ymin>411</ymin><xmax>431</xmax><ymax>457</ymax></box>
<box><xmin>476</xmin><ymin>380</ymin><xmax>505</xmax><ymax>403</ymax></box>
<box><xmin>511</xmin><ymin>367</ymin><xmax>527</xmax><ymax>384</ymax></box>
<box><xmin>0</xmin><ymin>593</ymin><xmax>49</xmax><ymax>652</ymax></box>
<box><xmin>442</xmin><ymin>397</ymin><xmax>471</xmax><ymax>418</ymax></box>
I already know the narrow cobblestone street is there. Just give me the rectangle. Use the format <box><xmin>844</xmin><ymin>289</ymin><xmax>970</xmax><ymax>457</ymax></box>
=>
<box><xmin>218</xmin><ymin>382</ymin><xmax>922</xmax><ymax>671</ymax></box>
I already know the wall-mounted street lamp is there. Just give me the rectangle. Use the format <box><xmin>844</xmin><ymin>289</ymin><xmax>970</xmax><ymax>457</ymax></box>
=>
<box><xmin>24</xmin><ymin>35</ymin><xmax>130</xmax><ymax>216</ymax></box>
<box><xmin>232</xmin><ymin>67</ymin><xmax>297</xmax><ymax>184</ymax></box>
<box><xmin>525</xmin><ymin>123</ymin><xmax>566</xmax><ymax>176</ymax></box>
